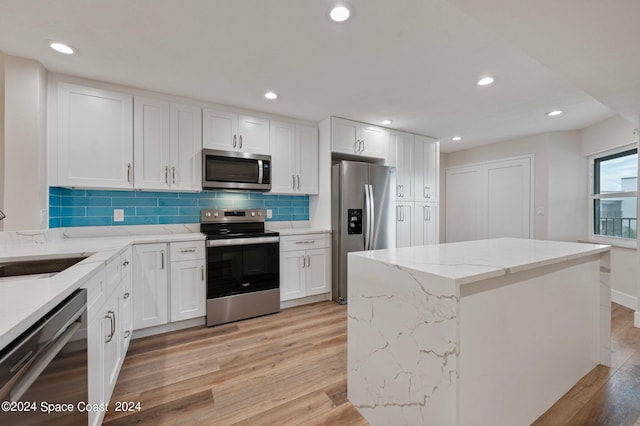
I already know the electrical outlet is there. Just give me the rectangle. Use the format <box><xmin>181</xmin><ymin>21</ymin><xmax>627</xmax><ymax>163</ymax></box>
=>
<box><xmin>266</xmin><ymin>209</ymin><xmax>273</xmax><ymax>219</ymax></box>
<box><xmin>114</xmin><ymin>209</ymin><xmax>125</xmax><ymax>222</ymax></box>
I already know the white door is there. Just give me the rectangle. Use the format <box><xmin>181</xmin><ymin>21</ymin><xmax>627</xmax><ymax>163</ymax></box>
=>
<box><xmin>306</xmin><ymin>248</ymin><xmax>330</xmax><ymax>296</ymax></box>
<box><xmin>238</xmin><ymin>115</ymin><xmax>270</xmax><ymax>154</ymax></box>
<box><xmin>133</xmin><ymin>96</ymin><xmax>170</xmax><ymax>190</ymax></box>
<box><xmin>296</xmin><ymin>125</ymin><xmax>319</xmax><ymax>194</ymax></box>
<box><xmin>486</xmin><ymin>158</ymin><xmax>531</xmax><ymax>239</ymax></box>
<box><xmin>270</xmin><ymin>121</ymin><xmax>296</xmax><ymax>194</ymax></box>
<box><xmin>395</xmin><ymin>132</ymin><xmax>414</xmax><ymax>200</ymax></box>
<box><xmin>446</xmin><ymin>157</ymin><xmax>531</xmax><ymax>242</ymax></box>
<box><xmin>331</xmin><ymin>117</ymin><xmax>359</xmax><ymax>155</ymax></box>
<box><xmin>170</xmin><ymin>259</ymin><xmax>206</xmax><ymax>321</ymax></box>
<box><xmin>280</xmin><ymin>250</ymin><xmax>306</xmax><ymax>301</ymax></box>
<box><xmin>446</xmin><ymin>166</ymin><xmax>483</xmax><ymax>242</ymax></box>
<box><xmin>170</xmin><ymin>103</ymin><xmax>202</xmax><ymax>191</ymax></box>
<box><xmin>133</xmin><ymin>244</ymin><xmax>168</xmax><ymax>329</ymax></box>
<box><xmin>396</xmin><ymin>203</ymin><xmax>413</xmax><ymax>248</ymax></box>
<box><xmin>359</xmin><ymin>124</ymin><xmax>389</xmax><ymax>159</ymax></box>
<box><xmin>57</xmin><ymin>82</ymin><xmax>133</xmax><ymax>188</ymax></box>
<box><xmin>415</xmin><ymin>136</ymin><xmax>439</xmax><ymax>202</ymax></box>
<box><xmin>202</xmin><ymin>108</ymin><xmax>238</xmax><ymax>151</ymax></box>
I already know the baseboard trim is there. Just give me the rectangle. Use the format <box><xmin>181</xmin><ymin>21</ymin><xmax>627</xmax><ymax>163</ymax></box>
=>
<box><xmin>280</xmin><ymin>293</ymin><xmax>331</xmax><ymax>309</ymax></box>
<box><xmin>611</xmin><ymin>289</ymin><xmax>638</xmax><ymax>311</ymax></box>
<box><xmin>132</xmin><ymin>317</ymin><xmax>205</xmax><ymax>339</ymax></box>
<box><xmin>635</xmin><ymin>311</ymin><xmax>640</xmax><ymax>329</ymax></box>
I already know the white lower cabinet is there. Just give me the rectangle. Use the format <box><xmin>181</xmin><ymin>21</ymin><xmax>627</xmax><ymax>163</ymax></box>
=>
<box><xmin>133</xmin><ymin>240</ymin><xmax>206</xmax><ymax>330</ymax></box>
<box><xmin>280</xmin><ymin>233</ymin><xmax>331</xmax><ymax>301</ymax></box>
<box><xmin>396</xmin><ymin>203</ymin><xmax>413</xmax><ymax>248</ymax></box>
<box><xmin>396</xmin><ymin>202</ymin><xmax>439</xmax><ymax>248</ymax></box>
<box><xmin>85</xmin><ymin>247</ymin><xmax>132</xmax><ymax>426</ymax></box>
<box><xmin>133</xmin><ymin>243</ymin><xmax>169</xmax><ymax>329</ymax></box>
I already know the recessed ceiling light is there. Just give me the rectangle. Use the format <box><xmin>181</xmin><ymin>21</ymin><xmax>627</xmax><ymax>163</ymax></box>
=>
<box><xmin>50</xmin><ymin>42</ymin><xmax>74</xmax><ymax>55</ymax></box>
<box><xmin>477</xmin><ymin>76</ymin><xmax>494</xmax><ymax>86</ymax></box>
<box><xmin>380</xmin><ymin>119</ymin><xmax>392</xmax><ymax>125</ymax></box>
<box><xmin>452</xmin><ymin>136</ymin><xmax>462</xmax><ymax>141</ymax></box>
<box><xmin>546</xmin><ymin>110</ymin><xmax>563</xmax><ymax>116</ymax></box>
<box><xmin>264</xmin><ymin>91</ymin><xmax>278</xmax><ymax>100</ymax></box>
<box><xmin>330</xmin><ymin>5</ymin><xmax>351</xmax><ymax>22</ymax></box>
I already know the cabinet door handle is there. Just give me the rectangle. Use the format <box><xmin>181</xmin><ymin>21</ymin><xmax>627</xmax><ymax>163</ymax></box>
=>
<box><xmin>360</xmin><ymin>140</ymin><xmax>365</xmax><ymax>153</ymax></box>
<box><xmin>402</xmin><ymin>185</ymin><xmax>405</xmax><ymax>197</ymax></box>
<box><xmin>161</xmin><ymin>251</ymin><xmax>165</xmax><ymax>269</ymax></box>
<box><xmin>424</xmin><ymin>186</ymin><xmax>431</xmax><ymax>199</ymax></box>
<box><xmin>123</xmin><ymin>292</ymin><xmax>130</xmax><ymax>299</ymax></box>
<box><xmin>165</xmin><ymin>166</ymin><xmax>169</xmax><ymax>184</ymax></box>
<box><xmin>297</xmin><ymin>174</ymin><xmax>300</xmax><ymax>190</ymax></box>
<box><xmin>122</xmin><ymin>260</ymin><xmax>129</xmax><ymax>267</ymax></box>
<box><xmin>301</xmin><ymin>256</ymin><xmax>305</xmax><ymax>268</ymax></box>
<box><xmin>127</xmin><ymin>163</ymin><xmax>132</xmax><ymax>183</ymax></box>
<box><xmin>233</xmin><ymin>134</ymin><xmax>237</xmax><ymax>148</ymax></box>
<box><xmin>353</xmin><ymin>140</ymin><xmax>359</xmax><ymax>153</ymax></box>
<box><xmin>124</xmin><ymin>330</ymin><xmax>131</xmax><ymax>339</ymax></box>
<box><xmin>239</xmin><ymin>135</ymin><xmax>243</xmax><ymax>149</ymax></box>
<box><xmin>180</xmin><ymin>248</ymin><xmax>196</xmax><ymax>253</ymax></box>
<box><xmin>201</xmin><ymin>265</ymin><xmax>205</xmax><ymax>281</ymax></box>
<box><xmin>172</xmin><ymin>166</ymin><xmax>176</xmax><ymax>184</ymax></box>
<box><xmin>423</xmin><ymin>206</ymin><xmax>427</xmax><ymax>221</ymax></box>
<box><xmin>427</xmin><ymin>207</ymin><xmax>431</xmax><ymax>221</ymax></box>
<box><xmin>306</xmin><ymin>255</ymin><xmax>310</xmax><ymax>267</ymax></box>
<box><xmin>295</xmin><ymin>240</ymin><xmax>316</xmax><ymax>244</ymax></box>
<box><xmin>292</xmin><ymin>174</ymin><xmax>296</xmax><ymax>190</ymax></box>
<box><xmin>105</xmin><ymin>311</ymin><xmax>115</xmax><ymax>343</ymax></box>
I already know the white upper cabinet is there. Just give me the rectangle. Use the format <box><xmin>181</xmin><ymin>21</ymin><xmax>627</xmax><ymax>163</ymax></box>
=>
<box><xmin>203</xmin><ymin>108</ymin><xmax>270</xmax><ymax>155</ymax></box>
<box><xmin>134</xmin><ymin>97</ymin><xmax>170</xmax><ymax>190</ymax></box>
<box><xmin>270</xmin><ymin>121</ymin><xmax>318</xmax><ymax>195</ymax></box>
<box><xmin>57</xmin><ymin>82</ymin><xmax>133</xmax><ymax>188</ymax></box>
<box><xmin>170</xmin><ymin>103</ymin><xmax>202</xmax><ymax>191</ymax></box>
<box><xmin>134</xmin><ymin>97</ymin><xmax>202</xmax><ymax>191</ymax></box>
<box><xmin>414</xmin><ymin>135</ymin><xmax>439</xmax><ymax>202</ymax></box>
<box><xmin>393</xmin><ymin>132</ymin><xmax>415</xmax><ymax>201</ymax></box>
<box><xmin>331</xmin><ymin>117</ymin><xmax>388</xmax><ymax>160</ymax></box>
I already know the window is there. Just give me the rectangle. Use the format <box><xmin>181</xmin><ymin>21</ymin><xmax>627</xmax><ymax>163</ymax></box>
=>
<box><xmin>591</xmin><ymin>146</ymin><xmax>637</xmax><ymax>243</ymax></box>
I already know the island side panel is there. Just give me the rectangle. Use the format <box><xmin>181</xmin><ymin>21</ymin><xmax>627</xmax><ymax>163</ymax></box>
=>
<box><xmin>347</xmin><ymin>253</ymin><xmax>458</xmax><ymax>426</ymax></box>
<box><xmin>458</xmin><ymin>254</ymin><xmax>604</xmax><ymax>426</ymax></box>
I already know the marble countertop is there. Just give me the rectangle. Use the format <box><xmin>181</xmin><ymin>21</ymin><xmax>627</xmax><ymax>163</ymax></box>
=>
<box><xmin>271</xmin><ymin>228</ymin><xmax>331</xmax><ymax>236</ymax></box>
<box><xmin>350</xmin><ymin>238</ymin><xmax>610</xmax><ymax>285</ymax></box>
<box><xmin>0</xmin><ymin>232</ymin><xmax>204</xmax><ymax>351</ymax></box>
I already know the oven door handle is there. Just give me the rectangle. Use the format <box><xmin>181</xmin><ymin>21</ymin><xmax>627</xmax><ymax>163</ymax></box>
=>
<box><xmin>206</xmin><ymin>236</ymin><xmax>279</xmax><ymax>247</ymax></box>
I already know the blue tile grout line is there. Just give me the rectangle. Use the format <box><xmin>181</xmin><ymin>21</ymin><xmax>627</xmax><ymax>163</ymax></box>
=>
<box><xmin>48</xmin><ymin>187</ymin><xmax>309</xmax><ymax>228</ymax></box>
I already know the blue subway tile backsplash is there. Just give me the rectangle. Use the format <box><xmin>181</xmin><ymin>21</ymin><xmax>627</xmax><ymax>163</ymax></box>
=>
<box><xmin>48</xmin><ymin>187</ymin><xmax>310</xmax><ymax>228</ymax></box>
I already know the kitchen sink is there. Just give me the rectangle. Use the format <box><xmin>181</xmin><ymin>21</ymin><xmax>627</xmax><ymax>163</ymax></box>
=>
<box><xmin>0</xmin><ymin>256</ymin><xmax>88</xmax><ymax>279</ymax></box>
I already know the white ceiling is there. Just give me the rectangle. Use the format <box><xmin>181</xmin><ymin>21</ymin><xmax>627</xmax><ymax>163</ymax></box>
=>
<box><xmin>0</xmin><ymin>0</ymin><xmax>635</xmax><ymax>153</ymax></box>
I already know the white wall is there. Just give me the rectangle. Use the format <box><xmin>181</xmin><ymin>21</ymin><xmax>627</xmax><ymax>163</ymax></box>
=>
<box><xmin>2</xmin><ymin>55</ymin><xmax>48</xmax><ymax>230</ymax></box>
<box><xmin>580</xmin><ymin>115</ymin><xmax>636</xmax><ymax>156</ymax></box>
<box><xmin>443</xmin><ymin>130</ymin><xmax>586</xmax><ymax>242</ymax></box>
<box><xmin>580</xmin><ymin>114</ymin><xmax>639</xmax><ymax>312</ymax></box>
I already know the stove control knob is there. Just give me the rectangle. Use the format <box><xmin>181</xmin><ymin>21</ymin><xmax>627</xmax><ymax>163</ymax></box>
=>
<box><xmin>258</xmin><ymin>211</ymin><xmax>263</xmax><ymax>216</ymax></box>
<box><xmin>213</xmin><ymin>212</ymin><xmax>219</xmax><ymax>217</ymax></box>
<box><xmin>251</xmin><ymin>212</ymin><xmax>256</xmax><ymax>217</ymax></box>
<box><xmin>205</xmin><ymin>212</ymin><xmax>211</xmax><ymax>217</ymax></box>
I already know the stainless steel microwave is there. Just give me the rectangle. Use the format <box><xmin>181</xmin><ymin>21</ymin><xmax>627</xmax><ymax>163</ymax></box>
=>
<box><xmin>202</xmin><ymin>149</ymin><xmax>271</xmax><ymax>191</ymax></box>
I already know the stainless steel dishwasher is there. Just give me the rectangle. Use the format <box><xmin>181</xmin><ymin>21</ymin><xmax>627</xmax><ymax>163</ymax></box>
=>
<box><xmin>0</xmin><ymin>289</ymin><xmax>88</xmax><ymax>425</ymax></box>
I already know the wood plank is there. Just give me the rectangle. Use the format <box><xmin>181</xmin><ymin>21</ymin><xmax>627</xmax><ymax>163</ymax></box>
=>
<box><xmin>105</xmin><ymin>301</ymin><xmax>639</xmax><ymax>426</ymax></box>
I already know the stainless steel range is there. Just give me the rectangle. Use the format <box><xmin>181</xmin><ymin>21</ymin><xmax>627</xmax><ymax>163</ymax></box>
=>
<box><xmin>201</xmin><ymin>209</ymin><xmax>280</xmax><ymax>327</ymax></box>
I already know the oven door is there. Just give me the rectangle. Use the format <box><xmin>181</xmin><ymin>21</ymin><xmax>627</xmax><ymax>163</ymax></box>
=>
<box><xmin>206</xmin><ymin>237</ymin><xmax>279</xmax><ymax>298</ymax></box>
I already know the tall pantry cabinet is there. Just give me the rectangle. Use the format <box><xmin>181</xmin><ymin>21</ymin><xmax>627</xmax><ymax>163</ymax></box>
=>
<box><xmin>391</xmin><ymin>131</ymin><xmax>439</xmax><ymax>248</ymax></box>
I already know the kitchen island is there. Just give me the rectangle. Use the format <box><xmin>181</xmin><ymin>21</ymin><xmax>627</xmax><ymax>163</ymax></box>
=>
<box><xmin>347</xmin><ymin>238</ymin><xmax>610</xmax><ymax>426</ymax></box>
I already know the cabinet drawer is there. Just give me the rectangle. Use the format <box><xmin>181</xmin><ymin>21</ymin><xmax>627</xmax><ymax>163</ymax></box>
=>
<box><xmin>83</xmin><ymin>268</ymin><xmax>106</xmax><ymax>315</ymax></box>
<box><xmin>280</xmin><ymin>234</ymin><xmax>330</xmax><ymax>251</ymax></box>
<box><xmin>170</xmin><ymin>241</ymin><xmax>205</xmax><ymax>261</ymax></box>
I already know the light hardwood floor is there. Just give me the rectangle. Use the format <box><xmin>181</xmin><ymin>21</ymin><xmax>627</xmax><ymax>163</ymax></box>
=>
<box><xmin>105</xmin><ymin>301</ymin><xmax>640</xmax><ymax>426</ymax></box>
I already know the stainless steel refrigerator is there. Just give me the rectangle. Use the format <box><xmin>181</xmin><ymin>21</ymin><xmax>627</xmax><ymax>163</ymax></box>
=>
<box><xmin>331</xmin><ymin>161</ymin><xmax>396</xmax><ymax>304</ymax></box>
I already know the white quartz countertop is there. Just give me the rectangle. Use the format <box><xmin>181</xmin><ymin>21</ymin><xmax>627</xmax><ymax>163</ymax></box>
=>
<box><xmin>271</xmin><ymin>228</ymin><xmax>331</xmax><ymax>236</ymax></box>
<box><xmin>350</xmin><ymin>238</ymin><xmax>610</xmax><ymax>285</ymax></box>
<box><xmin>0</xmin><ymin>232</ymin><xmax>205</xmax><ymax>351</ymax></box>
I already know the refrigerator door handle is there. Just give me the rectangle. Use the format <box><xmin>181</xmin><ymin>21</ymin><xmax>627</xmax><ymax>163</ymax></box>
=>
<box><xmin>364</xmin><ymin>183</ymin><xmax>371</xmax><ymax>250</ymax></box>
<box><xmin>368</xmin><ymin>184</ymin><xmax>375</xmax><ymax>249</ymax></box>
